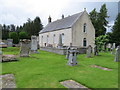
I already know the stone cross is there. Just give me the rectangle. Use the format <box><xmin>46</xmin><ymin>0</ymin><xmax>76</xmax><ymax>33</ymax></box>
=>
<box><xmin>114</xmin><ymin>46</ymin><xmax>120</xmax><ymax>62</ymax></box>
<box><xmin>31</xmin><ymin>35</ymin><xmax>38</xmax><ymax>53</ymax></box>
<box><xmin>86</xmin><ymin>45</ymin><xmax>92</xmax><ymax>58</ymax></box>
<box><xmin>67</xmin><ymin>48</ymin><xmax>78</xmax><ymax>66</ymax></box>
<box><xmin>94</xmin><ymin>45</ymin><xmax>98</xmax><ymax>56</ymax></box>
<box><xmin>20</xmin><ymin>39</ymin><xmax>30</xmax><ymax>57</ymax></box>
<box><xmin>7</xmin><ymin>39</ymin><xmax>13</xmax><ymax>47</ymax></box>
<box><xmin>66</xmin><ymin>47</ymin><xmax>70</xmax><ymax>59</ymax></box>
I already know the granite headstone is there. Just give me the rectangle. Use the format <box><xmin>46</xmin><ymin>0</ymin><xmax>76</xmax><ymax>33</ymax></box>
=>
<box><xmin>31</xmin><ymin>35</ymin><xmax>38</xmax><ymax>53</ymax></box>
<box><xmin>20</xmin><ymin>39</ymin><xmax>30</xmax><ymax>57</ymax></box>
<box><xmin>86</xmin><ymin>45</ymin><xmax>92</xmax><ymax>57</ymax></box>
<box><xmin>114</xmin><ymin>46</ymin><xmax>120</xmax><ymax>62</ymax></box>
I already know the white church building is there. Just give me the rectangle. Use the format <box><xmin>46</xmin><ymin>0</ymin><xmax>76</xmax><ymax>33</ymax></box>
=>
<box><xmin>39</xmin><ymin>9</ymin><xmax>95</xmax><ymax>49</ymax></box>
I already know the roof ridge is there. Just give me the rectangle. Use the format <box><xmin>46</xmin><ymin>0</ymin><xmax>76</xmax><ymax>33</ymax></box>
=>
<box><xmin>40</xmin><ymin>11</ymin><xmax>83</xmax><ymax>33</ymax></box>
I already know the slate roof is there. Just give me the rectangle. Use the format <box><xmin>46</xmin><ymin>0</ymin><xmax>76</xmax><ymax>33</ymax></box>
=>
<box><xmin>40</xmin><ymin>12</ymin><xmax>83</xmax><ymax>33</ymax></box>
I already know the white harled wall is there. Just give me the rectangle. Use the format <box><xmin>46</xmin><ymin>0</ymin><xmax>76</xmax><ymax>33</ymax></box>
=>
<box><xmin>72</xmin><ymin>11</ymin><xmax>95</xmax><ymax>48</ymax></box>
<box><xmin>39</xmin><ymin>28</ymin><xmax>72</xmax><ymax>47</ymax></box>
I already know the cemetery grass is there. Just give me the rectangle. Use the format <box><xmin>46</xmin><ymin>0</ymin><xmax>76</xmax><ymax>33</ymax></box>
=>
<box><xmin>1</xmin><ymin>47</ymin><xmax>118</xmax><ymax>88</ymax></box>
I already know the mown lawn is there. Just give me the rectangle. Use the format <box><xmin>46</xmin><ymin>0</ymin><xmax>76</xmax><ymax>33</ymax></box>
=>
<box><xmin>1</xmin><ymin>47</ymin><xmax>118</xmax><ymax>88</ymax></box>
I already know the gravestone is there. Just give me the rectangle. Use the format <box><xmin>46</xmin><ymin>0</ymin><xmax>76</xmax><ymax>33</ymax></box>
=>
<box><xmin>20</xmin><ymin>39</ymin><xmax>30</xmax><ymax>57</ymax></box>
<box><xmin>7</xmin><ymin>39</ymin><xmax>13</xmax><ymax>47</ymax></box>
<box><xmin>58</xmin><ymin>34</ymin><xmax>63</xmax><ymax>48</ymax></box>
<box><xmin>66</xmin><ymin>47</ymin><xmax>70</xmax><ymax>59</ymax></box>
<box><xmin>60</xmin><ymin>80</ymin><xmax>89</xmax><ymax>89</ymax></box>
<box><xmin>0</xmin><ymin>74</ymin><xmax>16</xmax><ymax>88</ymax></box>
<box><xmin>86</xmin><ymin>45</ymin><xmax>92</xmax><ymax>58</ymax></box>
<box><xmin>107</xmin><ymin>43</ymin><xmax>111</xmax><ymax>51</ymax></box>
<box><xmin>1</xmin><ymin>55</ymin><xmax>18</xmax><ymax>62</ymax></box>
<box><xmin>94</xmin><ymin>45</ymin><xmax>98</xmax><ymax>56</ymax></box>
<box><xmin>114</xmin><ymin>46</ymin><xmax>120</xmax><ymax>62</ymax></box>
<box><xmin>67</xmin><ymin>48</ymin><xmax>78</xmax><ymax>66</ymax></box>
<box><xmin>31</xmin><ymin>35</ymin><xmax>38</xmax><ymax>53</ymax></box>
<box><xmin>111</xmin><ymin>43</ymin><xmax>116</xmax><ymax>54</ymax></box>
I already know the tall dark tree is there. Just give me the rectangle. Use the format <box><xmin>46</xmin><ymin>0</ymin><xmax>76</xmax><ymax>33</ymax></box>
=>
<box><xmin>22</xmin><ymin>17</ymin><xmax>43</xmax><ymax>38</ymax></box>
<box><xmin>10</xmin><ymin>24</ymin><xmax>16</xmax><ymax>31</ymax></box>
<box><xmin>98</xmin><ymin>4</ymin><xmax>109</xmax><ymax>36</ymax></box>
<box><xmin>33</xmin><ymin>16</ymin><xmax>43</xmax><ymax>35</ymax></box>
<box><xmin>112</xmin><ymin>13</ymin><xmax>120</xmax><ymax>46</ymax></box>
<box><xmin>2</xmin><ymin>24</ymin><xmax>9</xmax><ymax>39</ymax></box>
<box><xmin>89</xmin><ymin>4</ymin><xmax>109</xmax><ymax>37</ymax></box>
<box><xmin>89</xmin><ymin>8</ymin><xmax>99</xmax><ymax>37</ymax></box>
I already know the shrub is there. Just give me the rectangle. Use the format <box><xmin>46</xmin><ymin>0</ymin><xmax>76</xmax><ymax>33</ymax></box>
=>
<box><xmin>19</xmin><ymin>31</ymin><xmax>28</xmax><ymax>39</ymax></box>
<box><xmin>9</xmin><ymin>32</ymin><xmax>19</xmax><ymax>44</ymax></box>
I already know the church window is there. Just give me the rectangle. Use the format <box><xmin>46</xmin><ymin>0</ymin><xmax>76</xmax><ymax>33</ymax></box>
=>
<box><xmin>47</xmin><ymin>35</ymin><xmax>49</xmax><ymax>44</ymax></box>
<box><xmin>83</xmin><ymin>38</ymin><xmax>87</xmax><ymax>47</ymax></box>
<box><xmin>53</xmin><ymin>34</ymin><xmax>56</xmax><ymax>43</ymax></box>
<box><xmin>83</xmin><ymin>23</ymin><xmax>87</xmax><ymax>33</ymax></box>
<box><xmin>61</xmin><ymin>33</ymin><xmax>64</xmax><ymax>44</ymax></box>
<box><xmin>41</xmin><ymin>36</ymin><xmax>43</xmax><ymax>45</ymax></box>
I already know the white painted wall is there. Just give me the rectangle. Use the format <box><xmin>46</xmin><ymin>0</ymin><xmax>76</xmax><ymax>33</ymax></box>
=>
<box><xmin>39</xmin><ymin>28</ymin><xmax>72</xmax><ymax>47</ymax></box>
<box><xmin>72</xmin><ymin>10</ymin><xmax>95</xmax><ymax>48</ymax></box>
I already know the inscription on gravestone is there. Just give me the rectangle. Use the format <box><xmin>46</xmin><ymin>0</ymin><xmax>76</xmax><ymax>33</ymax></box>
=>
<box><xmin>20</xmin><ymin>39</ymin><xmax>30</xmax><ymax>57</ymax></box>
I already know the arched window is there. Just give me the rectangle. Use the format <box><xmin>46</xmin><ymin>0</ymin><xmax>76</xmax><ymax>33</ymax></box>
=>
<box><xmin>53</xmin><ymin>34</ymin><xmax>56</xmax><ymax>43</ymax></box>
<box><xmin>83</xmin><ymin>38</ymin><xmax>87</xmax><ymax>47</ymax></box>
<box><xmin>41</xmin><ymin>36</ymin><xmax>43</xmax><ymax>46</ymax></box>
<box><xmin>83</xmin><ymin>23</ymin><xmax>87</xmax><ymax>33</ymax></box>
<box><xmin>47</xmin><ymin>35</ymin><xmax>49</xmax><ymax>44</ymax></box>
<box><xmin>61</xmin><ymin>33</ymin><xmax>64</xmax><ymax>44</ymax></box>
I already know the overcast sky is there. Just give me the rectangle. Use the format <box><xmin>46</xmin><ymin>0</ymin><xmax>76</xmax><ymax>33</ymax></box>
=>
<box><xmin>0</xmin><ymin>0</ymin><xmax>120</xmax><ymax>31</ymax></box>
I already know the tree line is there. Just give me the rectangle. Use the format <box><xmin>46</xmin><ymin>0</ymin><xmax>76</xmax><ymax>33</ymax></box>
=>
<box><xmin>1</xmin><ymin>16</ymin><xmax>43</xmax><ymax>44</ymax></box>
<box><xmin>1</xmin><ymin>4</ymin><xmax>120</xmax><ymax>46</ymax></box>
<box><xmin>89</xmin><ymin>4</ymin><xmax>120</xmax><ymax>48</ymax></box>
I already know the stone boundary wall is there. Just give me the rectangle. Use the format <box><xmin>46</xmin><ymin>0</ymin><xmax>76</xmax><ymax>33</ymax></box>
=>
<box><xmin>40</xmin><ymin>47</ymin><xmax>86</xmax><ymax>55</ymax></box>
<box><xmin>40</xmin><ymin>47</ymin><xmax>67</xmax><ymax>55</ymax></box>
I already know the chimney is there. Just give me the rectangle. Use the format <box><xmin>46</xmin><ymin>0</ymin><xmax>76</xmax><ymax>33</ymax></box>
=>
<box><xmin>62</xmin><ymin>14</ymin><xmax>64</xmax><ymax>19</ymax></box>
<box><xmin>48</xmin><ymin>16</ymin><xmax>52</xmax><ymax>23</ymax></box>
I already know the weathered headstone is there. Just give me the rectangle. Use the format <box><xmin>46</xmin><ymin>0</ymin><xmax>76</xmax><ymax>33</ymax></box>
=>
<box><xmin>58</xmin><ymin>34</ymin><xmax>63</xmax><ymax>48</ymax></box>
<box><xmin>66</xmin><ymin>47</ymin><xmax>70</xmax><ymax>59</ymax></box>
<box><xmin>111</xmin><ymin>43</ymin><xmax>116</xmax><ymax>54</ymax></box>
<box><xmin>91</xmin><ymin>65</ymin><xmax>112</xmax><ymax>71</ymax></box>
<box><xmin>0</xmin><ymin>74</ymin><xmax>16</xmax><ymax>88</ymax></box>
<box><xmin>31</xmin><ymin>35</ymin><xmax>38</xmax><ymax>53</ymax></box>
<box><xmin>1</xmin><ymin>55</ymin><xmax>18</xmax><ymax>62</ymax></box>
<box><xmin>60</xmin><ymin>80</ymin><xmax>90</xmax><ymax>89</ymax></box>
<box><xmin>86</xmin><ymin>45</ymin><xmax>92</xmax><ymax>58</ymax></box>
<box><xmin>94</xmin><ymin>45</ymin><xmax>98</xmax><ymax>56</ymax></box>
<box><xmin>20</xmin><ymin>39</ymin><xmax>30</xmax><ymax>57</ymax></box>
<box><xmin>67</xmin><ymin>48</ymin><xmax>78</xmax><ymax>66</ymax></box>
<box><xmin>114</xmin><ymin>46</ymin><xmax>120</xmax><ymax>62</ymax></box>
<box><xmin>107</xmin><ymin>43</ymin><xmax>111</xmax><ymax>51</ymax></box>
<box><xmin>7</xmin><ymin>39</ymin><xmax>13</xmax><ymax>47</ymax></box>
